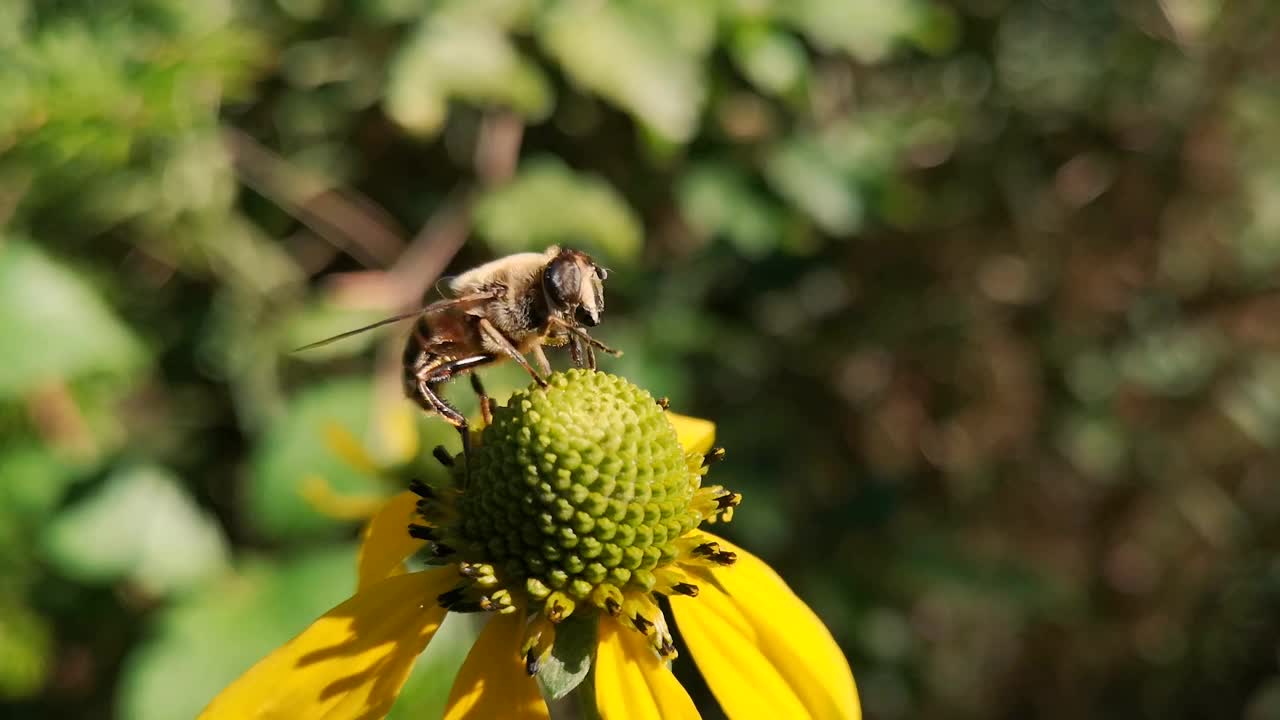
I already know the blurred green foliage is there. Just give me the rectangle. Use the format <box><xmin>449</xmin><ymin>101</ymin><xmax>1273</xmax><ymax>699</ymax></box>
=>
<box><xmin>3</xmin><ymin>0</ymin><xmax>1280</xmax><ymax>718</ymax></box>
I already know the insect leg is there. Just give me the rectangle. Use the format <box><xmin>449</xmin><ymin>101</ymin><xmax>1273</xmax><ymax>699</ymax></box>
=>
<box><xmin>469</xmin><ymin>373</ymin><xmax>492</xmax><ymax>426</ymax></box>
<box><xmin>477</xmin><ymin>318</ymin><xmax>548</xmax><ymax>387</ymax></box>
<box><xmin>532</xmin><ymin>345</ymin><xmax>553</xmax><ymax>377</ymax></box>
<box><xmin>568</xmin><ymin>334</ymin><xmax>586</xmax><ymax>369</ymax></box>
<box><xmin>572</xmin><ymin>328</ymin><xmax>622</xmax><ymax>357</ymax></box>
<box><xmin>416</xmin><ymin>354</ymin><xmax>497</xmax><ymax>485</ymax></box>
<box><xmin>414</xmin><ymin>377</ymin><xmax>471</xmax><ymax>483</ymax></box>
<box><xmin>568</xmin><ymin>335</ymin><xmax>597</xmax><ymax>370</ymax></box>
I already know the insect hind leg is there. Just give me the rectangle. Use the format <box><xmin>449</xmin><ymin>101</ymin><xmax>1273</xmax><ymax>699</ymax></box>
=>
<box><xmin>469</xmin><ymin>374</ymin><xmax>493</xmax><ymax>426</ymax></box>
<box><xmin>413</xmin><ymin>354</ymin><xmax>496</xmax><ymax>485</ymax></box>
<box><xmin>415</xmin><ymin>377</ymin><xmax>470</xmax><ymax>475</ymax></box>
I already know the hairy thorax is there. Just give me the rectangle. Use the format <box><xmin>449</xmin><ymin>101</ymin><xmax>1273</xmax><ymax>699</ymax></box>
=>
<box><xmin>480</xmin><ymin>282</ymin><xmax>546</xmax><ymax>353</ymax></box>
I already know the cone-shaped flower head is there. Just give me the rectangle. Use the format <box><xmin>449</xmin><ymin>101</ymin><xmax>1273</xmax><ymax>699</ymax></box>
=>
<box><xmin>416</xmin><ymin>369</ymin><xmax>736</xmax><ymax>635</ymax></box>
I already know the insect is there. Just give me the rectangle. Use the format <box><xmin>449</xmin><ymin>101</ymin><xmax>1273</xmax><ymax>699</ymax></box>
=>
<box><xmin>296</xmin><ymin>246</ymin><xmax>621</xmax><ymax>459</ymax></box>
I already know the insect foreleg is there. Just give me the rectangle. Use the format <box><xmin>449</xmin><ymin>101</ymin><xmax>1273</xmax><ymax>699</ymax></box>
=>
<box><xmin>570</xmin><ymin>327</ymin><xmax>622</xmax><ymax>357</ymax></box>
<box><xmin>532</xmin><ymin>345</ymin><xmax>553</xmax><ymax>377</ymax></box>
<box><xmin>477</xmin><ymin>318</ymin><xmax>548</xmax><ymax>387</ymax></box>
<box><xmin>568</xmin><ymin>334</ymin><xmax>585</xmax><ymax>369</ymax></box>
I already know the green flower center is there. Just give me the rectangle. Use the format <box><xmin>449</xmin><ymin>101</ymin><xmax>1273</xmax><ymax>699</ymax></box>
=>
<box><xmin>411</xmin><ymin>369</ymin><xmax>740</xmax><ymax>661</ymax></box>
<box><xmin>454</xmin><ymin>369</ymin><xmax>702</xmax><ymax>602</ymax></box>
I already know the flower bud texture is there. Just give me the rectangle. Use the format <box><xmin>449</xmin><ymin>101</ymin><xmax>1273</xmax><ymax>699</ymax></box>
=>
<box><xmin>455</xmin><ymin>369</ymin><xmax>702</xmax><ymax>599</ymax></box>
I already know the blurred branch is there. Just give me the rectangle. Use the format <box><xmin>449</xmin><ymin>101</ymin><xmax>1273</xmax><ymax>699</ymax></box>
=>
<box><xmin>366</xmin><ymin>111</ymin><xmax>526</xmax><ymax>421</ymax></box>
<box><xmin>328</xmin><ymin>111</ymin><xmax>526</xmax><ymax>311</ymax></box>
<box><xmin>474</xmin><ymin>111</ymin><xmax>524</xmax><ymax>186</ymax></box>
<box><xmin>26</xmin><ymin>382</ymin><xmax>96</xmax><ymax>460</ymax></box>
<box><xmin>388</xmin><ymin>111</ymin><xmax>526</xmax><ymax>308</ymax></box>
<box><xmin>222</xmin><ymin>127</ymin><xmax>406</xmax><ymax>269</ymax></box>
<box><xmin>0</xmin><ymin>172</ymin><xmax>30</xmax><ymax>229</ymax></box>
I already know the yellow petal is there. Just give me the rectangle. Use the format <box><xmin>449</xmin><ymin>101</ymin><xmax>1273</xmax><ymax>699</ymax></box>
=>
<box><xmin>300</xmin><ymin>475</ymin><xmax>388</xmax><ymax>520</ymax></box>
<box><xmin>668</xmin><ymin>413</ymin><xmax>715</xmax><ymax>456</ymax></box>
<box><xmin>595</xmin><ymin>621</ymin><xmax>699</xmax><ymax>720</ymax></box>
<box><xmin>357</xmin><ymin>491</ymin><xmax>425</xmax><ymax>590</ymax></box>
<box><xmin>199</xmin><ymin>568</ymin><xmax>455</xmax><ymax>720</ymax></box>
<box><xmin>375</xmin><ymin>402</ymin><xmax>420</xmax><ymax>465</ymax></box>
<box><xmin>671</xmin><ymin>534</ymin><xmax>860</xmax><ymax>720</ymax></box>
<box><xmin>444</xmin><ymin>612</ymin><xmax>549</xmax><ymax>720</ymax></box>
<box><xmin>669</xmin><ymin>589</ymin><xmax>807</xmax><ymax>718</ymax></box>
<box><xmin>323</xmin><ymin>422</ymin><xmax>380</xmax><ymax>474</ymax></box>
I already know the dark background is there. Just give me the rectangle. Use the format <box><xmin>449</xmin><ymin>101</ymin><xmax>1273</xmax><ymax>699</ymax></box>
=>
<box><xmin>3</xmin><ymin>0</ymin><xmax>1280</xmax><ymax>717</ymax></box>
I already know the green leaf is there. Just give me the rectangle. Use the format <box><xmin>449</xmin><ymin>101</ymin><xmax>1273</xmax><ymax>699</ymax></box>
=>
<box><xmin>385</xmin><ymin>14</ymin><xmax>551</xmax><ymax>137</ymax></box>
<box><xmin>474</xmin><ymin>157</ymin><xmax>643</xmax><ymax>262</ymax></box>
<box><xmin>430</xmin><ymin>0</ymin><xmax>539</xmax><ymax>29</ymax></box>
<box><xmin>763</xmin><ymin>118</ymin><xmax>906</xmax><ymax>236</ymax></box>
<box><xmin>1221</xmin><ymin>357</ymin><xmax>1280</xmax><ymax>448</ymax></box>
<box><xmin>0</xmin><ymin>598</ymin><xmax>51</xmax><ymax>700</ymax></box>
<box><xmin>117</xmin><ymin>546</ymin><xmax>356</xmax><ymax>720</ymax></box>
<box><xmin>678</xmin><ymin>163</ymin><xmax>786</xmax><ymax>257</ymax></box>
<box><xmin>41</xmin><ymin>465</ymin><xmax>229</xmax><ymax>595</ymax></box>
<box><xmin>728</xmin><ymin>25</ymin><xmax>810</xmax><ymax>97</ymax></box>
<box><xmin>539</xmin><ymin>0</ymin><xmax>707</xmax><ymax>142</ymax></box>
<box><xmin>536</xmin><ymin>613</ymin><xmax>597</xmax><ymax>700</ymax></box>
<box><xmin>784</xmin><ymin>0</ymin><xmax>925</xmax><ymax>63</ymax></box>
<box><xmin>0</xmin><ymin>241</ymin><xmax>143</xmax><ymax>398</ymax></box>
<box><xmin>0</xmin><ymin>444</ymin><xmax>79</xmax><ymax>519</ymax></box>
<box><xmin>249</xmin><ymin>378</ymin><xmax>376</xmax><ymax>540</ymax></box>
<box><xmin>764</xmin><ymin>137</ymin><xmax>864</xmax><ymax>236</ymax></box>
<box><xmin>1117</xmin><ymin>327</ymin><xmax>1221</xmax><ymax>397</ymax></box>
<box><xmin>1</xmin><ymin>6</ymin><xmax>261</xmax><ymax>226</ymax></box>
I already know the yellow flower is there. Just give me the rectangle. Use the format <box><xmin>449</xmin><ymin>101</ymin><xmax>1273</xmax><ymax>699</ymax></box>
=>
<box><xmin>201</xmin><ymin>372</ymin><xmax>859</xmax><ymax>719</ymax></box>
<box><xmin>299</xmin><ymin>401</ymin><xmax>422</xmax><ymax>520</ymax></box>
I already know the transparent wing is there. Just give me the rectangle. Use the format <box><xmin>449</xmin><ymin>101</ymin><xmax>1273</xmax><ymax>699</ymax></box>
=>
<box><xmin>291</xmin><ymin>309</ymin><xmax>425</xmax><ymax>352</ymax></box>
<box><xmin>292</xmin><ymin>291</ymin><xmax>499</xmax><ymax>352</ymax></box>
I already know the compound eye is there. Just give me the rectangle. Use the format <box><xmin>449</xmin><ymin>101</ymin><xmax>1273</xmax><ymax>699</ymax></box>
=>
<box><xmin>595</xmin><ymin>266</ymin><xmax>608</xmax><ymax>281</ymax></box>
<box><xmin>543</xmin><ymin>258</ymin><xmax>581</xmax><ymax>309</ymax></box>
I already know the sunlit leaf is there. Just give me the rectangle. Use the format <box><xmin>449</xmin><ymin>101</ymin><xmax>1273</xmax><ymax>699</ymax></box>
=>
<box><xmin>0</xmin><ymin>4</ymin><xmax>261</xmax><ymax>225</ymax></box>
<box><xmin>539</xmin><ymin>0</ymin><xmax>708</xmax><ymax>141</ymax></box>
<box><xmin>0</xmin><ymin>444</ymin><xmax>79</xmax><ymax>518</ymax></box>
<box><xmin>117</xmin><ymin>547</ymin><xmax>356</xmax><ymax>720</ymax></box>
<box><xmin>474</xmin><ymin>157</ymin><xmax>642</xmax><ymax>262</ymax></box>
<box><xmin>0</xmin><ymin>597</ymin><xmax>51</xmax><ymax>700</ymax></box>
<box><xmin>42</xmin><ymin>465</ymin><xmax>229</xmax><ymax>594</ymax></box>
<box><xmin>1117</xmin><ymin>327</ymin><xmax>1221</xmax><ymax>397</ymax></box>
<box><xmin>249</xmin><ymin>378</ymin><xmax>378</xmax><ymax>539</ymax></box>
<box><xmin>679</xmin><ymin>162</ymin><xmax>786</xmax><ymax>257</ymax></box>
<box><xmin>431</xmin><ymin>0</ymin><xmax>539</xmax><ymax>29</ymax></box>
<box><xmin>728</xmin><ymin>25</ymin><xmax>809</xmax><ymax>97</ymax></box>
<box><xmin>764</xmin><ymin>137</ymin><xmax>864</xmax><ymax>236</ymax></box>
<box><xmin>0</xmin><ymin>594</ymin><xmax>48</xmax><ymax>702</ymax></box>
<box><xmin>0</xmin><ymin>241</ymin><xmax>143</xmax><ymax>398</ymax></box>
<box><xmin>1221</xmin><ymin>357</ymin><xmax>1280</xmax><ymax>448</ymax></box>
<box><xmin>386</xmin><ymin>14</ymin><xmax>551</xmax><ymax>137</ymax></box>
<box><xmin>784</xmin><ymin>0</ymin><xmax>924</xmax><ymax>63</ymax></box>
